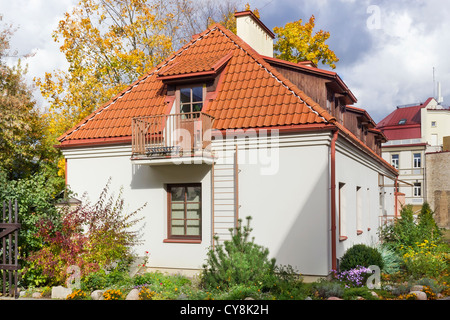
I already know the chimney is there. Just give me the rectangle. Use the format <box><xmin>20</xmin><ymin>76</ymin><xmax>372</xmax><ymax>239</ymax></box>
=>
<box><xmin>235</xmin><ymin>10</ymin><xmax>275</xmax><ymax>57</ymax></box>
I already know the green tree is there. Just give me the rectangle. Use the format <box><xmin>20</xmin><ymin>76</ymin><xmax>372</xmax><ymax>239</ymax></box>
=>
<box><xmin>417</xmin><ymin>202</ymin><xmax>442</xmax><ymax>242</ymax></box>
<box><xmin>274</xmin><ymin>15</ymin><xmax>339</xmax><ymax>69</ymax></box>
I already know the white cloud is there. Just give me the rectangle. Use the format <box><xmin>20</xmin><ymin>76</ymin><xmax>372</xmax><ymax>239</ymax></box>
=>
<box><xmin>2</xmin><ymin>0</ymin><xmax>450</xmax><ymax>122</ymax></box>
<box><xmin>1</xmin><ymin>0</ymin><xmax>75</xmax><ymax>107</ymax></box>
<box><xmin>341</xmin><ymin>1</ymin><xmax>450</xmax><ymax>121</ymax></box>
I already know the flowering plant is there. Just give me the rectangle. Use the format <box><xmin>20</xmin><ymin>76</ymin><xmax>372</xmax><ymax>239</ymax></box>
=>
<box><xmin>331</xmin><ymin>266</ymin><xmax>373</xmax><ymax>288</ymax></box>
<box><xmin>103</xmin><ymin>289</ymin><xmax>123</xmax><ymax>300</ymax></box>
<box><xmin>401</xmin><ymin>239</ymin><xmax>447</xmax><ymax>278</ymax></box>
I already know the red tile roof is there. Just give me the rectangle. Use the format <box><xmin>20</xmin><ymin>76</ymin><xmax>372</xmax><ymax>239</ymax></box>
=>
<box><xmin>58</xmin><ymin>23</ymin><xmax>335</xmax><ymax>145</ymax></box>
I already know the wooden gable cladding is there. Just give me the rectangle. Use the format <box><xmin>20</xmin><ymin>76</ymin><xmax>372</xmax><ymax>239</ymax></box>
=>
<box><xmin>263</xmin><ymin>56</ymin><xmax>385</xmax><ymax>156</ymax></box>
<box><xmin>264</xmin><ymin>56</ymin><xmax>356</xmax><ymax>126</ymax></box>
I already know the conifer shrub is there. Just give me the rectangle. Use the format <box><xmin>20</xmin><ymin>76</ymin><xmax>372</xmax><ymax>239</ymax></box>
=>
<box><xmin>339</xmin><ymin>244</ymin><xmax>384</xmax><ymax>272</ymax></box>
<box><xmin>201</xmin><ymin>216</ymin><xmax>277</xmax><ymax>291</ymax></box>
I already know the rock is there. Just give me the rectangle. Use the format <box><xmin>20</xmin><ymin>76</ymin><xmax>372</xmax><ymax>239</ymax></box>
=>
<box><xmin>410</xmin><ymin>285</ymin><xmax>424</xmax><ymax>292</ymax></box>
<box><xmin>327</xmin><ymin>297</ymin><xmax>343</xmax><ymax>300</ymax></box>
<box><xmin>126</xmin><ymin>289</ymin><xmax>140</xmax><ymax>300</ymax></box>
<box><xmin>244</xmin><ymin>297</ymin><xmax>255</xmax><ymax>300</ymax></box>
<box><xmin>51</xmin><ymin>286</ymin><xmax>72</xmax><ymax>299</ymax></box>
<box><xmin>410</xmin><ymin>291</ymin><xmax>427</xmax><ymax>300</ymax></box>
<box><xmin>32</xmin><ymin>292</ymin><xmax>42</xmax><ymax>299</ymax></box>
<box><xmin>370</xmin><ymin>291</ymin><xmax>379</xmax><ymax>298</ymax></box>
<box><xmin>304</xmin><ymin>296</ymin><xmax>312</xmax><ymax>300</ymax></box>
<box><xmin>91</xmin><ymin>290</ymin><xmax>105</xmax><ymax>300</ymax></box>
<box><xmin>177</xmin><ymin>293</ymin><xmax>188</xmax><ymax>300</ymax></box>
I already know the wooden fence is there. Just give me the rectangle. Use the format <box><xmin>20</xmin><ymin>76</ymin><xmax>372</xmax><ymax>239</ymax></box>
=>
<box><xmin>0</xmin><ymin>200</ymin><xmax>21</xmax><ymax>298</ymax></box>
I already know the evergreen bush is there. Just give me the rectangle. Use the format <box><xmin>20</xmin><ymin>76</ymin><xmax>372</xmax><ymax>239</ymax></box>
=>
<box><xmin>339</xmin><ymin>244</ymin><xmax>384</xmax><ymax>272</ymax></box>
<box><xmin>201</xmin><ymin>216</ymin><xmax>277</xmax><ymax>290</ymax></box>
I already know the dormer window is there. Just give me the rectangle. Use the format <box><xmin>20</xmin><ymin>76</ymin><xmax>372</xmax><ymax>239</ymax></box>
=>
<box><xmin>178</xmin><ymin>85</ymin><xmax>205</xmax><ymax>118</ymax></box>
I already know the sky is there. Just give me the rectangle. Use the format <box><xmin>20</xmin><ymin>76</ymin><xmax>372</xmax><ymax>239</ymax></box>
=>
<box><xmin>1</xmin><ymin>0</ymin><xmax>449</xmax><ymax>123</ymax></box>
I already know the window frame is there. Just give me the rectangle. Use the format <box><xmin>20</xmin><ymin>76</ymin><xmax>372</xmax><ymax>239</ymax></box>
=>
<box><xmin>413</xmin><ymin>153</ymin><xmax>421</xmax><ymax>168</ymax></box>
<box><xmin>176</xmin><ymin>85</ymin><xmax>205</xmax><ymax>118</ymax></box>
<box><xmin>413</xmin><ymin>183</ymin><xmax>422</xmax><ymax>197</ymax></box>
<box><xmin>165</xmin><ymin>183</ymin><xmax>202</xmax><ymax>243</ymax></box>
<box><xmin>338</xmin><ymin>182</ymin><xmax>347</xmax><ymax>241</ymax></box>
<box><xmin>391</xmin><ymin>154</ymin><xmax>399</xmax><ymax>169</ymax></box>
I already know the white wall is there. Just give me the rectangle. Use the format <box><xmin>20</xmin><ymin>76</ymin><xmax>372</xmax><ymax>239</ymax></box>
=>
<box><xmin>381</xmin><ymin>146</ymin><xmax>425</xmax><ymax>205</ymax></box>
<box><xmin>64</xmin><ymin>145</ymin><xmax>213</xmax><ymax>271</ymax></box>
<box><xmin>421</xmin><ymin>107</ymin><xmax>450</xmax><ymax>148</ymax></box>
<box><xmin>63</xmin><ymin>130</ymin><xmax>395</xmax><ymax>277</ymax></box>
<box><xmin>335</xmin><ymin>139</ymin><xmax>396</xmax><ymax>261</ymax></box>
<box><xmin>224</xmin><ymin>132</ymin><xmax>332</xmax><ymax>276</ymax></box>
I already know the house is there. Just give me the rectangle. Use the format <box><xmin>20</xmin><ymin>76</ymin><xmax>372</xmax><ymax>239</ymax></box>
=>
<box><xmin>57</xmin><ymin>11</ymin><xmax>398</xmax><ymax>277</ymax></box>
<box><xmin>377</xmin><ymin>97</ymin><xmax>450</xmax><ymax>226</ymax></box>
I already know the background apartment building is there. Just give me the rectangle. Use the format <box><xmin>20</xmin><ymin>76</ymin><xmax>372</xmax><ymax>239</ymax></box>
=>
<box><xmin>376</xmin><ymin>97</ymin><xmax>450</xmax><ymax>228</ymax></box>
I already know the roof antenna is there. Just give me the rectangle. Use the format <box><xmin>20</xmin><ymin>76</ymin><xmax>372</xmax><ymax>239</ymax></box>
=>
<box><xmin>433</xmin><ymin>67</ymin><xmax>436</xmax><ymax>99</ymax></box>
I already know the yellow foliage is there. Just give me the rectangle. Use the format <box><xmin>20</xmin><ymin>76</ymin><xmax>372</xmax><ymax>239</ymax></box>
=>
<box><xmin>35</xmin><ymin>0</ymin><xmax>177</xmax><ymax>142</ymax></box>
<box><xmin>57</xmin><ymin>158</ymin><xmax>66</xmax><ymax>178</ymax></box>
<box><xmin>274</xmin><ymin>15</ymin><xmax>339</xmax><ymax>69</ymax></box>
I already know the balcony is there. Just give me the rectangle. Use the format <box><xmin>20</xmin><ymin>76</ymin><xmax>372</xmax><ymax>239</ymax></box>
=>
<box><xmin>131</xmin><ymin>112</ymin><xmax>215</xmax><ymax>165</ymax></box>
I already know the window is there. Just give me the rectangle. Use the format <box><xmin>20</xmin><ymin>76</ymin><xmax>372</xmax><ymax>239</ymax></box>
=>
<box><xmin>413</xmin><ymin>183</ymin><xmax>421</xmax><ymax>197</ymax></box>
<box><xmin>338</xmin><ymin>183</ymin><xmax>347</xmax><ymax>241</ymax></box>
<box><xmin>391</xmin><ymin>154</ymin><xmax>399</xmax><ymax>169</ymax></box>
<box><xmin>179</xmin><ymin>86</ymin><xmax>204</xmax><ymax>118</ymax></box>
<box><xmin>356</xmin><ymin>186</ymin><xmax>363</xmax><ymax>235</ymax></box>
<box><xmin>166</xmin><ymin>184</ymin><xmax>202</xmax><ymax>242</ymax></box>
<box><xmin>431</xmin><ymin>121</ymin><xmax>437</xmax><ymax>128</ymax></box>
<box><xmin>431</xmin><ymin>134</ymin><xmax>438</xmax><ymax>146</ymax></box>
<box><xmin>398</xmin><ymin>119</ymin><xmax>407</xmax><ymax>125</ymax></box>
<box><xmin>413</xmin><ymin>153</ymin><xmax>421</xmax><ymax>168</ymax></box>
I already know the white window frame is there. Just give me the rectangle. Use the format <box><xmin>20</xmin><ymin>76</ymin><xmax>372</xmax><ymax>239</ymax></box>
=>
<box><xmin>413</xmin><ymin>183</ymin><xmax>422</xmax><ymax>197</ymax></box>
<box><xmin>391</xmin><ymin>154</ymin><xmax>399</xmax><ymax>169</ymax></box>
<box><xmin>413</xmin><ymin>153</ymin><xmax>421</xmax><ymax>168</ymax></box>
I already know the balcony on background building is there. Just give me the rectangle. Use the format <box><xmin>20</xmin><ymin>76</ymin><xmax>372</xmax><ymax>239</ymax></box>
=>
<box><xmin>131</xmin><ymin>112</ymin><xmax>215</xmax><ymax>165</ymax></box>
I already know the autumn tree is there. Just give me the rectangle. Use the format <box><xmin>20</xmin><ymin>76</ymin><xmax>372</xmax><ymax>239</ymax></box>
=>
<box><xmin>274</xmin><ymin>15</ymin><xmax>339</xmax><ymax>69</ymax></box>
<box><xmin>0</xmin><ymin>15</ymin><xmax>56</xmax><ymax>179</ymax></box>
<box><xmin>35</xmin><ymin>0</ymin><xmax>182</xmax><ymax>142</ymax></box>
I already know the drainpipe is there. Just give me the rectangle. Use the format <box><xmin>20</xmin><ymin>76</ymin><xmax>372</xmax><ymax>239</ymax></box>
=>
<box><xmin>330</xmin><ymin>130</ymin><xmax>339</xmax><ymax>271</ymax></box>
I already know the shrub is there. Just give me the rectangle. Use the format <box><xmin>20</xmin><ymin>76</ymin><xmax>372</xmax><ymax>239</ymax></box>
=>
<box><xmin>342</xmin><ymin>287</ymin><xmax>379</xmax><ymax>300</ymax></box>
<box><xmin>379</xmin><ymin>203</ymin><xmax>443</xmax><ymax>252</ymax></box>
<box><xmin>201</xmin><ymin>216</ymin><xmax>277</xmax><ymax>291</ymax></box>
<box><xmin>218</xmin><ymin>284</ymin><xmax>263</xmax><ymax>300</ymax></box>
<box><xmin>401</xmin><ymin>240</ymin><xmax>448</xmax><ymax>278</ymax></box>
<box><xmin>417</xmin><ymin>202</ymin><xmax>442</xmax><ymax>242</ymax></box>
<box><xmin>26</xmin><ymin>180</ymin><xmax>146</xmax><ymax>285</ymax></box>
<box><xmin>339</xmin><ymin>244</ymin><xmax>384</xmax><ymax>272</ymax></box>
<box><xmin>312</xmin><ymin>280</ymin><xmax>344</xmax><ymax>299</ymax></box>
<box><xmin>377</xmin><ymin>245</ymin><xmax>402</xmax><ymax>275</ymax></box>
<box><xmin>80</xmin><ymin>270</ymin><xmax>108</xmax><ymax>292</ymax></box>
